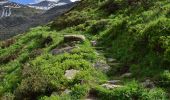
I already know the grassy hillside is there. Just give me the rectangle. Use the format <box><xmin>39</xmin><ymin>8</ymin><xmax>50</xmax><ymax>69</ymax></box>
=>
<box><xmin>0</xmin><ymin>0</ymin><xmax>170</xmax><ymax>99</ymax></box>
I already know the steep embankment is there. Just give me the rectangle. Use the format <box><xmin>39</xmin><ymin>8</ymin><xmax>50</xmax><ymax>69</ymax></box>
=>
<box><xmin>0</xmin><ymin>0</ymin><xmax>170</xmax><ymax>99</ymax></box>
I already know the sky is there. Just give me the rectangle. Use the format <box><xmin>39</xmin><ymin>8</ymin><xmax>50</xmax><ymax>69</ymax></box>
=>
<box><xmin>10</xmin><ymin>0</ymin><xmax>78</xmax><ymax>4</ymax></box>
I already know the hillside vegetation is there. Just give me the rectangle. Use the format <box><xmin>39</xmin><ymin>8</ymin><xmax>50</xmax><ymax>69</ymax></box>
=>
<box><xmin>0</xmin><ymin>0</ymin><xmax>170</xmax><ymax>99</ymax></box>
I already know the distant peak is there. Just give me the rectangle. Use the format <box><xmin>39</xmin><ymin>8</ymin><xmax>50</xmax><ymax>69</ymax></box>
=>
<box><xmin>27</xmin><ymin>0</ymin><xmax>76</xmax><ymax>10</ymax></box>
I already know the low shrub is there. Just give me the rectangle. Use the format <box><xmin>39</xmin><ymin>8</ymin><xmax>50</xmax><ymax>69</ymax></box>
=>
<box><xmin>70</xmin><ymin>84</ymin><xmax>89</xmax><ymax>99</ymax></box>
<box><xmin>95</xmin><ymin>81</ymin><xmax>167</xmax><ymax>100</ymax></box>
<box><xmin>15</xmin><ymin>67</ymin><xmax>50</xmax><ymax>99</ymax></box>
<box><xmin>157</xmin><ymin>70</ymin><xmax>170</xmax><ymax>88</ymax></box>
<box><xmin>87</xmin><ymin>20</ymin><xmax>108</xmax><ymax>35</ymax></box>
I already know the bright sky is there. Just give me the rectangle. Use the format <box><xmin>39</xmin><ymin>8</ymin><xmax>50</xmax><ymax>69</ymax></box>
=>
<box><xmin>10</xmin><ymin>0</ymin><xmax>78</xmax><ymax>4</ymax></box>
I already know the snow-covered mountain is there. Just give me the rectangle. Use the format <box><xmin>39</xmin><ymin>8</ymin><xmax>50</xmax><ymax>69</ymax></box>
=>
<box><xmin>0</xmin><ymin>0</ymin><xmax>28</xmax><ymax>17</ymax></box>
<box><xmin>0</xmin><ymin>0</ymin><xmax>78</xmax><ymax>40</ymax></box>
<box><xmin>28</xmin><ymin>0</ymin><xmax>73</xmax><ymax>10</ymax></box>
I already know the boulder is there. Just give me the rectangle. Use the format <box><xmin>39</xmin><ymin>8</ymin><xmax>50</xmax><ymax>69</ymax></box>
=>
<box><xmin>64</xmin><ymin>35</ymin><xmax>86</xmax><ymax>42</ymax></box>
<box><xmin>51</xmin><ymin>46</ymin><xmax>76</xmax><ymax>55</ymax></box>
<box><xmin>64</xmin><ymin>69</ymin><xmax>80</xmax><ymax>80</ymax></box>
<box><xmin>101</xmin><ymin>83</ymin><xmax>123</xmax><ymax>89</ymax></box>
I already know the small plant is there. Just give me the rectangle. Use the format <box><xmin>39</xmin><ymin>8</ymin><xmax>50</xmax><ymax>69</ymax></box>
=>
<box><xmin>70</xmin><ymin>84</ymin><xmax>89</xmax><ymax>99</ymax></box>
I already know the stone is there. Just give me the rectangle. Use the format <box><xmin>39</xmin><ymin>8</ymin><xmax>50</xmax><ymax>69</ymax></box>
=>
<box><xmin>101</xmin><ymin>83</ymin><xmax>123</xmax><ymax>89</ymax></box>
<box><xmin>107</xmin><ymin>80</ymin><xmax>121</xmax><ymax>85</ymax></box>
<box><xmin>107</xmin><ymin>58</ymin><xmax>116</xmax><ymax>63</ymax></box>
<box><xmin>121</xmin><ymin>73</ymin><xmax>132</xmax><ymax>78</ymax></box>
<box><xmin>141</xmin><ymin>79</ymin><xmax>155</xmax><ymax>89</ymax></box>
<box><xmin>64</xmin><ymin>35</ymin><xmax>86</xmax><ymax>42</ymax></box>
<box><xmin>63</xmin><ymin>89</ymin><xmax>71</xmax><ymax>94</ymax></box>
<box><xmin>93</xmin><ymin>60</ymin><xmax>110</xmax><ymax>73</ymax></box>
<box><xmin>51</xmin><ymin>46</ymin><xmax>76</xmax><ymax>55</ymax></box>
<box><xmin>65</xmin><ymin>69</ymin><xmax>80</xmax><ymax>80</ymax></box>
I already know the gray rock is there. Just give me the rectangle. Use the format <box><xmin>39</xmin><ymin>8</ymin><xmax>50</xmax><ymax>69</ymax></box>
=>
<box><xmin>121</xmin><ymin>73</ymin><xmax>132</xmax><ymax>78</ymax></box>
<box><xmin>64</xmin><ymin>35</ymin><xmax>86</xmax><ymax>42</ymax></box>
<box><xmin>51</xmin><ymin>46</ymin><xmax>76</xmax><ymax>55</ymax></box>
<box><xmin>101</xmin><ymin>83</ymin><xmax>123</xmax><ymax>89</ymax></box>
<box><xmin>107</xmin><ymin>58</ymin><xmax>116</xmax><ymax>63</ymax></box>
<box><xmin>93</xmin><ymin>60</ymin><xmax>110</xmax><ymax>72</ymax></box>
<box><xmin>107</xmin><ymin>80</ymin><xmax>121</xmax><ymax>85</ymax></box>
<box><xmin>141</xmin><ymin>79</ymin><xmax>155</xmax><ymax>89</ymax></box>
<box><xmin>64</xmin><ymin>69</ymin><xmax>80</xmax><ymax>80</ymax></box>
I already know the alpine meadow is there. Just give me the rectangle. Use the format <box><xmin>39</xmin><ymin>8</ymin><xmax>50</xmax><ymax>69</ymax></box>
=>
<box><xmin>0</xmin><ymin>0</ymin><xmax>170</xmax><ymax>100</ymax></box>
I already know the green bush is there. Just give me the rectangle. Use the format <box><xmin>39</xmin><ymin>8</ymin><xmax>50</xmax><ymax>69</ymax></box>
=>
<box><xmin>95</xmin><ymin>81</ymin><xmax>167</xmax><ymax>100</ymax></box>
<box><xmin>70</xmin><ymin>84</ymin><xmax>89</xmax><ymax>99</ymax></box>
<box><xmin>158</xmin><ymin>70</ymin><xmax>170</xmax><ymax>88</ymax></box>
<box><xmin>14</xmin><ymin>67</ymin><xmax>49</xmax><ymax>99</ymax></box>
<box><xmin>87</xmin><ymin>20</ymin><xmax>108</xmax><ymax>34</ymax></box>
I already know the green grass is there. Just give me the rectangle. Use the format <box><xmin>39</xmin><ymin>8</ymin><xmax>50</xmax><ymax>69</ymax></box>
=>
<box><xmin>0</xmin><ymin>0</ymin><xmax>170</xmax><ymax>99</ymax></box>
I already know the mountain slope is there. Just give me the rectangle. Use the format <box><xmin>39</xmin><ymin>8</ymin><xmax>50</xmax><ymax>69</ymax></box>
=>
<box><xmin>0</xmin><ymin>0</ymin><xmax>170</xmax><ymax>100</ymax></box>
<box><xmin>0</xmin><ymin>0</ymin><xmax>44</xmax><ymax>40</ymax></box>
<box><xmin>0</xmin><ymin>1</ymin><xmax>31</xmax><ymax>17</ymax></box>
<box><xmin>0</xmin><ymin>1</ymin><xmax>78</xmax><ymax>40</ymax></box>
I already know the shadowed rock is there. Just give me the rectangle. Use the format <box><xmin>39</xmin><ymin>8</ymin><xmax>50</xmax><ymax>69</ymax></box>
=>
<box><xmin>51</xmin><ymin>46</ymin><xmax>76</xmax><ymax>55</ymax></box>
<box><xmin>141</xmin><ymin>79</ymin><xmax>155</xmax><ymax>89</ymax></box>
<box><xmin>121</xmin><ymin>73</ymin><xmax>132</xmax><ymax>78</ymax></box>
<box><xmin>93</xmin><ymin>60</ymin><xmax>110</xmax><ymax>73</ymax></box>
<box><xmin>64</xmin><ymin>35</ymin><xmax>86</xmax><ymax>42</ymax></box>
